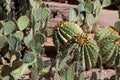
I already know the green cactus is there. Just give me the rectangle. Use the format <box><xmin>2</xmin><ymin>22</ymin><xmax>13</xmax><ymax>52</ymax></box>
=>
<box><xmin>58</xmin><ymin>64</ymin><xmax>75</xmax><ymax>80</ymax></box>
<box><xmin>3</xmin><ymin>21</ymin><xmax>15</xmax><ymax>35</ymax></box>
<box><xmin>69</xmin><ymin>8</ymin><xmax>78</xmax><ymax>22</ymax></box>
<box><xmin>0</xmin><ymin>0</ymin><xmax>7</xmax><ymax>20</ymax></box>
<box><xmin>96</xmin><ymin>55</ymin><xmax>103</xmax><ymax>80</ymax></box>
<box><xmin>90</xmin><ymin>72</ymin><xmax>98</xmax><ymax>80</ymax></box>
<box><xmin>66</xmin><ymin>34</ymin><xmax>99</xmax><ymax>70</ymax></box>
<box><xmin>11</xmin><ymin>63</ymin><xmax>29</xmax><ymax>79</ymax></box>
<box><xmin>115</xmin><ymin>54</ymin><xmax>120</xmax><ymax>80</ymax></box>
<box><xmin>8</xmin><ymin>35</ymin><xmax>19</xmax><ymax>50</ymax></box>
<box><xmin>99</xmin><ymin>35</ymin><xmax>120</xmax><ymax>68</ymax></box>
<box><xmin>45</xmin><ymin>28</ymin><xmax>53</xmax><ymax>37</ymax></box>
<box><xmin>69</xmin><ymin>0</ymin><xmax>111</xmax><ymax>32</ymax></box>
<box><xmin>33</xmin><ymin>7</ymin><xmax>51</xmax><ymax>23</ymax></box>
<box><xmin>0</xmin><ymin>0</ymin><xmax>5</xmax><ymax>4</ymax></box>
<box><xmin>1</xmin><ymin>65</ymin><xmax>12</xmax><ymax>77</ymax></box>
<box><xmin>13</xmin><ymin>31</ymin><xmax>24</xmax><ymax>41</ymax></box>
<box><xmin>24</xmin><ymin>33</ymin><xmax>33</xmax><ymax>48</ymax></box>
<box><xmin>66</xmin><ymin>65</ymin><xmax>75</xmax><ymax>80</ymax></box>
<box><xmin>102</xmin><ymin>0</ymin><xmax>111</xmax><ymax>7</ymax></box>
<box><xmin>23</xmin><ymin>52</ymin><xmax>35</xmax><ymax>63</ymax></box>
<box><xmin>53</xmin><ymin>21</ymin><xmax>83</xmax><ymax>51</ymax></box>
<box><xmin>0</xmin><ymin>35</ymin><xmax>7</xmax><ymax>50</ymax></box>
<box><xmin>0</xmin><ymin>76</ymin><xmax>14</xmax><ymax>80</ymax></box>
<box><xmin>0</xmin><ymin>50</ymin><xmax>30</xmax><ymax>80</ymax></box>
<box><xmin>33</xmin><ymin>33</ymin><xmax>46</xmax><ymax>44</ymax></box>
<box><xmin>0</xmin><ymin>0</ymin><xmax>50</xmax><ymax>79</ymax></box>
<box><xmin>33</xmin><ymin>3</ymin><xmax>51</xmax><ymax>29</ymax></box>
<box><xmin>11</xmin><ymin>60</ymin><xmax>23</xmax><ymax>71</ymax></box>
<box><xmin>85</xmin><ymin>0</ymin><xmax>94</xmax><ymax>14</ymax></box>
<box><xmin>17</xmin><ymin>15</ymin><xmax>30</xmax><ymax>31</ymax></box>
<box><xmin>116</xmin><ymin>65</ymin><xmax>120</xmax><ymax>80</ymax></box>
<box><xmin>94</xmin><ymin>26</ymin><xmax>119</xmax><ymax>42</ymax></box>
<box><xmin>115</xmin><ymin>19</ymin><xmax>120</xmax><ymax>32</ymax></box>
<box><xmin>110</xmin><ymin>75</ymin><xmax>117</xmax><ymax>80</ymax></box>
<box><xmin>79</xmin><ymin>73</ymin><xmax>85</xmax><ymax>80</ymax></box>
<box><xmin>13</xmin><ymin>0</ymin><xmax>31</xmax><ymax>19</ymax></box>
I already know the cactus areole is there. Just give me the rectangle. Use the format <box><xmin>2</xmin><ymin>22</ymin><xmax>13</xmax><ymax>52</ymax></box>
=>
<box><xmin>99</xmin><ymin>35</ymin><xmax>120</xmax><ymax>68</ymax></box>
<box><xmin>53</xmin><ymin>21</ymin><xmax>83</xmax><ymax>50</ymax></box>
<box><xmin>68</xmin><ymin>34</ymin><xmax>99</xmax><ymax>70</ymax></box>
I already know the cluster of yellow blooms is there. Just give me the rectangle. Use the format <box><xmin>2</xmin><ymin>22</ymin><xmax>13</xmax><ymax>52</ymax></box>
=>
<box><xmin>54</xmin><ymin>21</ymin><xmax>65</xmax><ymax>30</ymax></box>
<box><xmin>108</xmin><ymin>26</ymin><xmax>120</xmax><ymax>46</ymax></box>
<box><xmin>75</xmin><ymin>34</ymin><xmax>90</xmax><ymax>46</ymax></box>
<box><xmin>108</xmin><ymin>26</ymin><xmax>118</xmax><ymax>35</ymax></box>
<box><xmin>115</xmin><ymin>38</ymin><xmax>120</xmax><ymax>46</ymax></box>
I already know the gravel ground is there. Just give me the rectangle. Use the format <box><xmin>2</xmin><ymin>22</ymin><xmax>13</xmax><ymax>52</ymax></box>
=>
<box><xmin>83</xmin><ymin>68</ymin><xmax>116</xmax><ymax>80</ymax></box>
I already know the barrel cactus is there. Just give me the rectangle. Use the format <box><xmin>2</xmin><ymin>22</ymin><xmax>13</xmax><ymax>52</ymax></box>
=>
<box><xmin>115</xmin><ymin>20</ymin><xmax>120</xmax><ymax>32</ymax></box>
<box><xmin>99</xmin><ymin>35</ymin><xmax>120</xmax><ymax>68</ymax></box>
<box><xmin>53</xmin><ymin>21</ymin><xmax>83</xmax><ymax>51</ymax></box>
<box><xmin>66</xmin><ymin>34</ymin><xmax>99</xmax><ymax>70</ymax></box>
<box><xmin>94</xmin><ymin>26</ymin><xmax>119</xmax><ymax>42</ymax></box>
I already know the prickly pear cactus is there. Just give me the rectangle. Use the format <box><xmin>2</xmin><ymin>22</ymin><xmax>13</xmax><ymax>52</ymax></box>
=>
<box><xmin>99</xmin><ymin>35</ymin><xmax>120</xmax><ymax>68</ymax></box>
<box><xmin>53</xmin><ymin>21</ymin><xmax>83</xmax><ymax>50</ymax></box>
<box><xmin>69</xmin><ymin>0</ymin><xmax>111</xmax><ymax>32</ymax></box>
<box><xmin>94</xmin><ymin>26</ymin><xmax>119</xmax><ymax>42</ymax></box>
<box><xmin>66</xmin><ymin>34</ymin><xmax>99</xmax><ymax>70</ymax></box>
<box><xmin>113</xmin><ymin>53</ymin><xmax>120</xmax><ymax>80</ymax></box>
<box><xmin>116</xmin><ymin>65</ymin><xmax>120</xmax><ymax>80</ymax></box>
<box><xmin>11</xmin><ymin>63</ymin><xmax>29</xmax><ymax>79</ymax></box>
<box><xmin>115</xmin><ymin>19</ymin><xmax>120</xmax><ymax>32</ymax></box>
<box><xmin>0</xmin><ymin>0</ymin><xmax>50</xmax><ymax>79</ymax></box>
<box><xmin>90</xmin><ymin>72</ymin><xmax>98</xmax><ymax>80</ymax></box>
<box><xmin>0</xmin><ymin>0</ymin><xmax>7</xmax><ymax>20</ymax></box>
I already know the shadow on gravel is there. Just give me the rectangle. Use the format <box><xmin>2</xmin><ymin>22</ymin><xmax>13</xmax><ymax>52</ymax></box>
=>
<box><xmin>45</xmin><ymin>46</ymin><xmax>57</xmax><ymax>59</ymax></box>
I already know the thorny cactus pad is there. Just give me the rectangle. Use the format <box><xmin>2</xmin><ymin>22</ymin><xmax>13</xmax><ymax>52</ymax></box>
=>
<box><xmin>53</xmin><ymin>21</ymin><xmax>83</xmax><ymax>50</ymax></box>
<box><xmin>94</xmin><ymin>26</ymin><xmax>119</xmax><ymax>42</ymax></box>
<box><xmin>0</xmin><ymin>0</ymin><xmax>50</xmax><ymax>79</ymax></box>
<box><xmin>69</xmin><ymin>0</ymin><xmax>111</xmax><ymax>32</ymax></box>
<box><xmin>67</xmin><ymin>34</ymin><xmax>99</xmax><ymax>70</ymax></box>
<box><xmin>99</xmin><ymin>35</ymin><xmax>120</xmax><ymax>68</ymax></box>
